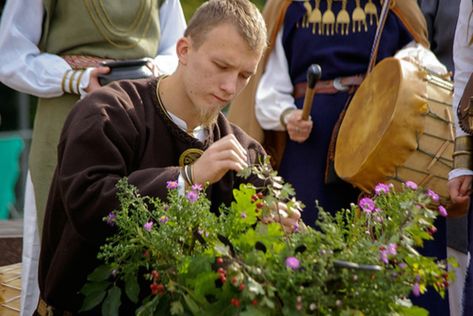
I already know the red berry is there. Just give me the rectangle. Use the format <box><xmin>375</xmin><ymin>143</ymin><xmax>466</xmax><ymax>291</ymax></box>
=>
<box><xmin>217</xmin><ymin>267</ymin><xmax>225</xmax><ymax>274</ymax></box>
<box><xmin>251</xmin><ymin>299</ymin><xmax>258</xmax><ymax>305</ymax></box>
<box><xmin>150</xmin><ymin>283</ymin><xmax>159</xmax><ymax>295</ymax></box>
<box><xmin>230</xmin><ymin>298</ymin><xmax>241</xmax><ymax>308</ymax></box>
<box><xmin>238</xmin><ymin>283</ymin><xmax>245</xmax><ymax>291</ymax></box>
<box><xmin>151</xmin><ymin>270</ymin><xmax>160</xmax><ymax>281</ymax></box>
<box><xmin>216</xmin><ymin>257</ymin><xmax>224</xmax><ymax>265</ymax></box>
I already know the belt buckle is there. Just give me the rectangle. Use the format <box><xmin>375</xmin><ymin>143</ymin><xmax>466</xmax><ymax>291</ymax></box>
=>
<box><xmin>333</xmin><ymin>77</ymin><xmax>349</xmax><ymax>92</ymax></box>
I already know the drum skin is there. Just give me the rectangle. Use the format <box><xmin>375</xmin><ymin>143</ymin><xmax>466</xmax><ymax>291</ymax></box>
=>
<box><xmin>335</xmin><ymin>57</ymin><xmax>454</xmax><ymax>200</ymax></box>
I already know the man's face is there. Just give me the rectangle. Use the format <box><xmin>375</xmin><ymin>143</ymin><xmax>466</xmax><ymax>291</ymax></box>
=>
<box><xmin>179</xmin><ymin>23</ymin><xmax>263</xmax><ymax>126</ymax></box>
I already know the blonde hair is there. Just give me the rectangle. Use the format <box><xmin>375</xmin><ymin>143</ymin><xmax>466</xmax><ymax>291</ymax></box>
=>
<box><xmin>184</xmin><ymin>0</ymin><xmax>267</xmax><ymax>52</ymax></box>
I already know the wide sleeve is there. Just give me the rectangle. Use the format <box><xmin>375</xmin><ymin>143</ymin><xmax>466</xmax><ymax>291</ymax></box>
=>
<box><xmin>0</xmin><ymin>0</ymin><xmax>72</xmax><ymax>97</ymax></box>
<box><xmin>152</xmin><ymin>0</ymin><xmax>186</xmax><ymax>75</ymax></box>
<box><xmin>55</xmin><ymin>88</ymin><xmax>181</xmax><ymax>242</ymax></box>
<box><xmin>255</xmin><ymin>28</ymin><xmax>296</xmax><ymax>131</ymax></box>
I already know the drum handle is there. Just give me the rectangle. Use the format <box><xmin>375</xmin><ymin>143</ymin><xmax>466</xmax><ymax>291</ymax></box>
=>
<box><xmin>301</xmin><ymin>64</ymin><xmax>322</xmax><ymax>120</ymax></box>
<box><xmin>366</xmin><ymin>0</ymin><xmax>391</xmax><ymax>74</ymax></box>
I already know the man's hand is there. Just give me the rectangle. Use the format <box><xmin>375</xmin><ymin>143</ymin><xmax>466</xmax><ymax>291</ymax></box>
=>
<box><xmin>85</xmin><ymin>66</ymin><xmax>110</xmax><ymax>93</ymax></box>
<box><xmin>448</xmin><ymin>175</ymin><xmax>472</xmax><ymax>217</ymax></box>
<box><xmin>192</xmin><ymin>134</ymin><xmax>248</xmax><ymax>185</ymax></box>
<box><xmin>285</xmin><ymin>109</ymin><xmax>313</xmax><ymax>143</ymax></box>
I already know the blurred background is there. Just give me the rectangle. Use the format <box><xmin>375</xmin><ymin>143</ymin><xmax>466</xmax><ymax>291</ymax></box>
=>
<box><xmin>0</xmin><ymin>0</ymin><xmax>265</xmax><ymax>221</ymax></box>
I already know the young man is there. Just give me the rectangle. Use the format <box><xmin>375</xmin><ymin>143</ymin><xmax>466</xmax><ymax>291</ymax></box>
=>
<box><xmin>35</xmin><ymin>0</ymin><xmax>300</xmax><ymax>314</ymax></box>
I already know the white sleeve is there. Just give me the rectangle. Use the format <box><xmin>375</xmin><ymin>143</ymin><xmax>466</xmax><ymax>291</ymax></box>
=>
<box><xmin>449</xmin><ymin>0</ymin><xmax>473</xmax><ymax>178</ymax></box>
<box><xmin>0</xmin><ymin>0</ymin><xmax>72</xmax><ymax>98</ymax></box>
<box><xmin>153</xmin><ymin>0</ymin><xmax>186</xmax><ymax>75</ymax></box>
<box><xmin>255</xmin><ymin>27</ymin><xmax>296</xmax><ymax>131</ymax></box>
<box><xmin>453</xmin><ymin>0</ymin><xmax>473</xmax><ymax>138</ymax></box>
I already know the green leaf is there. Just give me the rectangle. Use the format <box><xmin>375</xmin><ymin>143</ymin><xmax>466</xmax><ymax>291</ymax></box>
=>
<box><xmin>170</xmin><ymin>301</ymin><xmax>185</xmax><ymax>315</ymax></box>
<box><xmin>80</xmin><ymin>280</ymin><xmax>110</xmax><ymax>296</ymax></box>
<box><xmin>396</xmin><ymin>305</ymin><xmax>429</xmax><ymax>316</ymax></box>
<box><xmin>87</xmin><ymin>264</ymin><xmax>113</xmax><ymax>282</ymax></box>
<box><xmin>136</xmin><ymin>295</ymin><xmax>160</xmax><ymax>316</ymax></box>
<box><xmin>125</xmin><ymin>273</ymin><xmax>140</xmax><ymax>303</ymax></box>
<box><xmin>240</xmin><ymin>306</ymin><xmax>267</xmax><ymax>316</ymax></box>
<box><xmin>183</xmin><ymin>294</ymin><xmax>201</xmax><ymax>314</ymax></box>
<box><xmin>101</xmin><ymin>286</ymin><xmax>122</xmax><ymax>316</ymax></box>
<box><xmin>79</xmin><ymin>286</ymin><xmax>107</xmax><ymax>312</ymax></box>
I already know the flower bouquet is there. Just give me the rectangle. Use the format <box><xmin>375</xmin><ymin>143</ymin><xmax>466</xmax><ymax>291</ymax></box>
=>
<box><xmin>81</xmin><ymin>159</ymin><xmax>455</xmax><ymax>315</ymax></box>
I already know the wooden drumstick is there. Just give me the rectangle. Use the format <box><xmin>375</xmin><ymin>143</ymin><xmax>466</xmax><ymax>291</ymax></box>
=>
<box><xmin>301</xmin><ymin>64</ymin><xmax>322</xmax><ymax>120</ymax></box>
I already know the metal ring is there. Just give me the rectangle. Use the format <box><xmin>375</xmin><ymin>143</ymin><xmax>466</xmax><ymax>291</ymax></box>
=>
<box><xmin>333</xmin><ymin>77</ymin><xmax>349</xmax><ymax>91</ymax></box>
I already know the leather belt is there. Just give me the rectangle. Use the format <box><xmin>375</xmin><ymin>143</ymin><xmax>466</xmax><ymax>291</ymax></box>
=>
<box><xmin>293</xmin><ymin>74</ymin><xmax>364</xmax><ymax>98</ymax></box>
<box><xmin>36</xmin><ymin>298</ymin><xmax>74</xmax><ymax>316</ymax></box>
<box><xmin>62</xmin><ymin>55</ymin><xmax>115</xmax><ymax>70</ymax></box>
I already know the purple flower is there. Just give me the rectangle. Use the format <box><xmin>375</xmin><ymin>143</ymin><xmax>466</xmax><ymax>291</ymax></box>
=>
<box><xmin>285</xmin><ymin>256</ymin><xmax>300</xmax><ymax>270</ymax></box>
<box><xmin>405</xmin><ymin>180</ymin><xmax>418</xmax><ymax>190</ymax></box>
<box><xmin>387</xmin><ymin>243</ymin><xmax>397</xmax><ymax>256</ymax></box>
<box><xmin>159</xmin><ymin>215</ymin><xmax>169</xmax><ymax>224</ymax></box>
<box><xmin>374</xmin><ymin>183</ymin><xmax>391</xmax><ymax>195</ymax></box>
<box><xmin>192</xmin><ymin>183</ymin><xmax>203</xmax><ymax>192</ymax></box>
<box><xmin>399</xmin><ymin>262</ymin><xmax>407</xmax><ymax>269</ymax></box>
<box><xmin>293</xmin><ymin>223</ymin><xmax>299</xmax><ymax>233</ymax></box>
<box><xmin>186</xmin><ymin>190</ymin><xmax>199</xmax><ymax>203</ymax></box>
<box><xmin>166</xmin><ymin>180</ymin><xmax>179</xmax><ymax>190</ymax></box>
<box><xmin>412</xmin><ymin>283</ymin><xmax>421</xmax><ymax>296</ymax></box>
<box><xmin>438</xmin><ymin>205</ymin><xmax>448</xmax><ymax>217</ymax></box>
<box><xmin>240</xmin><ymin>212</ymin><xmax>247</xmax><ymax>219</ymax></box>
<box><xmin>106</xmin><ymin>212</ymin><xmax>116</xmax><ymax>226</ymax></box>
<box><xmin>359</xmin><ymin>197</ymin><xmax>375</xmax><ymax>213</ymax></box>
<box><xmin>427</xmin><ymin>189</ymin><xmax>440</xmax><ymax>202</ymax></box>
<box><xmin>144</xmin><ymin>221</ymin><xmax>154</xmax><ymax>232</ymax></box>
<box><xmin>379</xmin><ymin>249</ymin><xmax>389</xmax><ymax>264</ymax></box>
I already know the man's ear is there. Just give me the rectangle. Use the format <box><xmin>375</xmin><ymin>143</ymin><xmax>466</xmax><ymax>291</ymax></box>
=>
<box><xmin>176</xmin><ymin>37</ymin><xmax>190</xmax><ymax>65</ymax></box>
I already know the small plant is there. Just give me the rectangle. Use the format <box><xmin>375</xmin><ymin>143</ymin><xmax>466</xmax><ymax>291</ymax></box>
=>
<box><xmin>81</xmin><ymin>159</ymin><xmax>455</xmax><ymax>315</ymax></box>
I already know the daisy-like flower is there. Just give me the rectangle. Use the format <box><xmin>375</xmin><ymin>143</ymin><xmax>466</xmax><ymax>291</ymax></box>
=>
<box><xmin>191</xmin><ymin>183</ymin><xmax>203</xmax><ymax>192</ymax></box>
<box><xmin>166</xmin><ymin>180</ymin><xmax>179</xmax><ymax>190</ymax></box>
<box><xmin>186</xmin><ymin>190</ymin><xmax>199</xmax><ymax>203</ymax></box>
<box><xmin>144</xmin><ymin>221</ymin><xmax>154</xmax><ymax>232</ymax></box>
<box><xmin>374</xmin><ymin>183</ymin><xmax>391</xmax><ymax>195</ymax></box>
<box><xmin>438</xmin><ymin>205</ymin><xmax>448</xmax><ymax>217</ymax></box>
<box><xmin>285</xmin><ymin>256</ymin><xmax>300</xmax><ymax>270</ymax></box>
<box><xmin>405</xmin><ymin>180</ymin><xmax>418</xmax><ymax>190</ymax></box>
<box><xmin>427</xmin><ymin>189</ymin><xmax>440</xmax><ymax>202</ymax></box>
<box><xmin>359</xmin><ymin>197</ymin><xmax>375</xmax><ymax>213</ymax></box>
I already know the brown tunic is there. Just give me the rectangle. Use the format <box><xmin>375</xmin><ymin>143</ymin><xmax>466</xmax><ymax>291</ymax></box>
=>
<box><xmin>38</xmin><ymin>78</ymin><xmax>266</xmax><ymax>312</ymax></box>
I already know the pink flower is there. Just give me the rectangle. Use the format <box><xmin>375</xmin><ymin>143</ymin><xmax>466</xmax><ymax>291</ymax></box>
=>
<box><xmin>359</xmin><ymin>197</ymin><xmax>375</xmax><ymax>213</ymax></box>
<box><xmin>405</xmin><ymin>180</ymin><xmax>418</xmax><ymax>190</ymax></box>
<box><xmin>438</xmin><ymin>205</ymin><xmax>448</xmax><ymax>217</ymax></box>
<box><xmin>285</xmin><ymin>256</ymin><xmax>300</xmax><ymax>270</ymax></box>
<box><xmin>374</xmin><ymin>183</ymin><xmax>391</xmax><ymax>195</ymax></box>
<box><xmin>192</xmin><ymin>183</ymin><xmax>203</xmax><ymax>191</ymax></box>
<box><xmin>166</xmin><ymin>180</ymin><xmax>179</xmax><ymax>190</ymax></box>
<box><xmin>144</xmin><ymin>221</ymin><xmax>153</xmax><ymax>232</ymax></box>
<box><xmin>186</xmin><ymin>190</ymin><xmax>199</xmax><ymax>203</ymax></box>
<box><xmin>427</xmin><ymin>189</ymin><xmax>439</xmax><ymax>202</ymax></box>
<box><xmin>412</xmin><ymin>283</ymin><xmax>421</xmax><ymax>296</ymax></box>
<box><xmin>387</xmin><ymin>243</ymin><xmax>397</xmax><ymax>256</ymax></box>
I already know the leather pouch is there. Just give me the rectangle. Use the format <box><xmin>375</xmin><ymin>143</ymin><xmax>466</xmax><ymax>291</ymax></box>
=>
<box><xmin>98</xmin><ymin>58</ymin><xmax>154</xmax><ymax>86</ymax></box>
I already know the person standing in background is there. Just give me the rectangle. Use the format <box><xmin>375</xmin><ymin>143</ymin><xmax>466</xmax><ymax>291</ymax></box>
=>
<box><xmin>0</xmin><ymin>0</ymin><xmax>186</xmax><ymax>314</ymax></box>
<box><xmin>449</xmin><ymin>0</ymin><xmax>473</xmax><ymax>314</ymax></box>
<box><xmin>418</xmin><ymin>1</ymin><xmax>466</xmax><ymax>315</ymax></box>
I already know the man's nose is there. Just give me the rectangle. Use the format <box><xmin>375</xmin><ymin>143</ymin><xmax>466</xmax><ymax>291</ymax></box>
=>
<box><xmin>220</xmin><ymin>74</ymin><xmax>238</xmax><ymax>96</ymax></box>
